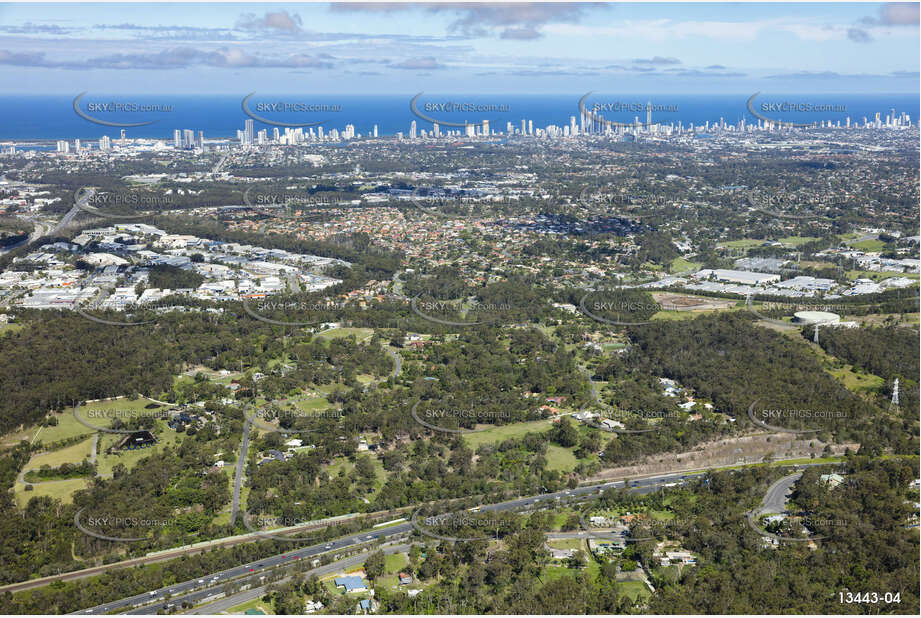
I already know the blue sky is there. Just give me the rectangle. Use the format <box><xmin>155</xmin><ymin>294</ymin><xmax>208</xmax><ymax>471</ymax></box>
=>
<box><xmin>0</xmin><ymin>2</ymin><xmax>917</xmax><ymax>94</ymax></box>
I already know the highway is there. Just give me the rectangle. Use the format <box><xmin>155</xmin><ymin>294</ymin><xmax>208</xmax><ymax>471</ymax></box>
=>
<box><xmin>187</xmin><ymin>544</ymin><xmax>415</xmax><ymax>615</ymax></box>
<box><xmin>73</xmin><ymin>470</ymin><xmax>707</xmax><ymax>615</ymax></box>
<box><xmin>49</xmin><ymin>188</ymin><xmax>94</xmax><ymax>238</ymax></box>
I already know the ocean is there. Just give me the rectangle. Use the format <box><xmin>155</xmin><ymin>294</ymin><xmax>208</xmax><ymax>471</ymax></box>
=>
<box><xmin>0</xmin><ymin>94</ymin><xmax>918</xmax><ymax>142</ymax></box>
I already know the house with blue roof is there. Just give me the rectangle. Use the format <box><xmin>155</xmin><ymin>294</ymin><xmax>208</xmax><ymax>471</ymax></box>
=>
<box><xmin>334</xmin><ymin>575</ymin><xmax>368</xmax><ymax>593</ymax></box>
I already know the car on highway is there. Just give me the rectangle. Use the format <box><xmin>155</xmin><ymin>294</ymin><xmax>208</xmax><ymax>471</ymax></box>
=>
<box><xmin>325</xmin><ymin>543</ymin><xmax>333</xmax><ymax>549</ymax></box>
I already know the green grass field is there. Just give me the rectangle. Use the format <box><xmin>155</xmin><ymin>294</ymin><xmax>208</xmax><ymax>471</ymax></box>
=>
<box><xmin>24</xmin><ymin>436</ymin><xmax>94</xmax><ymax>470</ymax></box>
<box><xmin>777</xmin><ymin>236</ymin><xmax>821</xmax><ymax>247</ymax></box>
<box><xmin>383</xmin><ymin>552</ymin><xmax>409</xmax><ymax>573</ymax></box>
<box><xmin>315</xmin><ymin>327</ymin><xmax>374</xmax><ymax>341</ymax></box>
<box><xmin>545</xmin><ymin>444</ymin><xmax>580</xmax><ymax>472</ymax></box>
<box><xmin>828</xmin><ymin>366</ymin><xmax>885</xmax><ymax>392</ymax></box>
<box><xmin>225</xmin><ymin>597</ymin><xmax>274</xmax><ymax>615</ymax></box>
<box><xmin>461</xmin><ymin>419</ymin><xmax>553</xmax><ymax>449</ymax></box>
<box><xmin>721</xmin><ymin>239</ymin><xmax>768</xmax><ymax>249</ymax></box>
<box><xmin>14</xmin><ymin>477</ymin><xmax>90</xmax><ymax>507</ymax></box>
<box><xmin>845</xmin><ymin>269</ymin><xmax>919</xmax><ymax>281</ymax></box>
<box><xmin>670</xmin><ymin>257</ymin><xmax>702</xmax><ymax>274</ymax></box>
<box><xmin>0</xmin><ymin>397</ymin><xmax>159</xmax><ymax>447</ymax></box>
<box><xmin>618</xmin><ymin>580</ymin><xmax>652</xmax><ymax>601</ymax></box>
<box><xmin>849</xmin><ymin>239</ymin><xmax>887</xmax><ymax>252</ymax></box>
<box><xmin>547</xmin><ymin>538</ymin><xmax>585</xmax><ymax>551</ymax></box>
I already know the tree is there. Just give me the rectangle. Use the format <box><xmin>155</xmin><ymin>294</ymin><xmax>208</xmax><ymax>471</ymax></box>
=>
<box><xmin>364</xmin><ymin>550</ymin><xmax>386</xmax><ymax>581</ymax></box>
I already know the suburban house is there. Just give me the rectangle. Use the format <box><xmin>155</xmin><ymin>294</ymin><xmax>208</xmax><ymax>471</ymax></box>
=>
<box><xmin>334</xmin><ymin>575</ymin><xmax>368</xmax><ymax>593</ymax></box>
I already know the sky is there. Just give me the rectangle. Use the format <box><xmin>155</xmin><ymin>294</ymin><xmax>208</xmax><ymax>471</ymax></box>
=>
<box><xmin>0</xmin><ymin>1</ymin><xmax>918</xmax><ymax>94</ymax></box>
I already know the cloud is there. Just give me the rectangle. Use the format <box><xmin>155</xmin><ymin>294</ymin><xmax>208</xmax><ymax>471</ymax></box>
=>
<box><xmin>330</xmin><ymin>2</ymin><xmax>604</xmax><ymax>40</ymax></box>
<box><xmin>236</xmin><ymin>10</ymin><xmax>303</xmax><ymax>33</ymax></box>
<box><xmin>765</xmin><ymin>70</ymin><xmax>909</xmax><ymax>80</ymax></box>
<box><xmin>851</xmin><ymin>2</ymin><xmax>919</xmax><ymax>42</ymax></box>
<box><xmin>633</xmin><ymin>56</ymin><xmax>681</xmax><ymax>65</ymax></box>
<box><xmin>0</xmin><ymin>50</ymin><xmax>50</xmax><ymax>67</ymax></box>
<box><xmin>0</xmin><ymin>47</ymin><xmax>335</xmax><ymax>70</ymax></box>
<box><xmin>391</xmin><ymin>56</ymin><xmax>445</xmax><ymax>70</ymax></box>
<box><xmin>847</xmin><ymin>27</ymin><xmax>873</xmax><ymax>43</ymax></box>
<box><xmin>667</xmin><ymin>69</ymin><xmax>746</xmax><ymax>78</ymax></box>
<box><xmin>860</xmin><ymin>2</ymin><xmax>920</xmax><ymax>26</ymax></box>
<box><xmin>706</xmin><ymin>64</ymin><xmax>726</xmax><ymax>69</ymax></box>
<box><xmin>0</xmin><ymin>22</ymin><xmax>73</xmax><ymax>35</ymax></box>
<box><xmin>500</xmin><ymin>27</ymin><xmax>542</xmax><ymax>40</ymax></box>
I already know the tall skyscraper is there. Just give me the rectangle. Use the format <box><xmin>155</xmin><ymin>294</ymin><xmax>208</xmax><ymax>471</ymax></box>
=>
<box><xmin>373</xmin><ymin>124</ymin><xmax>378</xmax><ymax>138</ymax></box>
<box><xmin>521</xmin><ymin>119</ymin><xmax>526</xmax><ymax>135</ymax></box>
<box><xmin>482</xmin><ymin>120</ymin><xmax>489</xmax><ymax>136</ymax></box>
<box><xmin>410</xmin><ymin>120</ymin><xmax>417</xmax><ymax>139</ymax></box>
<box><xmin>528</xmin><ymin>120</ymin><xmax>533</xmax><ymax>135</ymax></box>
<box><xmin>645</xmin><ymin>101</ymin><xmax>652</xmax><ymax>126</ymax></box>
<box><xmin>433</xmin><ymin>122</ymin><xmax>439</xmax><ymax>138</ymax></box>
<box><xmin>99</xmin><ymin>136</ymin><xmax>111</xmax><ymax>151</ymax></box>
<box><xmin>569</xmin><ymin>116</ymin><xmax>577</xmax><ymax>136</ymax></box>
<box><xmin>183</xmin><ymin>129</ymin><xmax>194</xmax><ymax>148</ymax></box>
<box><xmin>120</xmin><ymin>129</ymin><xmax>126</xmax><ymax>143</ymax></box>
<box><xmin>244</xmin><ymin>119</ymin><xmax>254</xmax><ymax>145</ymax></box>
<box><xmin>174</xmin><ymin>129</ymin><xmax>182</xmax><ymax>148</ymax></box>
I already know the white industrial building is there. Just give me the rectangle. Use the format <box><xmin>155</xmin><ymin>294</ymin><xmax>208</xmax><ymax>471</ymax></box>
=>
<box><xmin>694</xmin><ymin>269</ymin><xmax>780</xmax><ymax>286</ymax></box>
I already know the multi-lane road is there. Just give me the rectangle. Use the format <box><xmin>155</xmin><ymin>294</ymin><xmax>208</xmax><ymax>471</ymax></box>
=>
<box><xmin>72</xmin><ymin>461</ymin><xmax>838</xmax><ymax>615</ymax></box>
<box><xmin>72</xmin><ymin>470</ymin><xmax>707</xmax><ymax>615</ymax></box>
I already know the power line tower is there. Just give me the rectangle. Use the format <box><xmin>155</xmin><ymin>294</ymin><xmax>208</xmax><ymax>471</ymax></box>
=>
<box><xmin>889</xmin><ymin>378</ymin><xmax>900</xmax><ymax>413</ymax></box>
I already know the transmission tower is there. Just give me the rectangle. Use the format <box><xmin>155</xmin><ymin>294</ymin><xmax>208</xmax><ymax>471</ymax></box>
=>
<box><xmin>889</xmin><ymin>378</ymin><xmax>900</xmax><ymax>413</ymax></box>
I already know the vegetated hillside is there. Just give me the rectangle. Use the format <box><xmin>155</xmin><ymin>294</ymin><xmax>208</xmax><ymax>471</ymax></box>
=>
<box><xmin>616</xmin><ymin>313</ymin><xmax>916</xmax><ymax>455</ymax></box>
<box><xmin>814</xmin><ymin>324</ymin><xmax>919</xmax><ymax>414</ymax></box>
<box><xmin>648</xmin><ymin>457</ymin><xmax>919</xmax><ymax>614</ymax></box>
